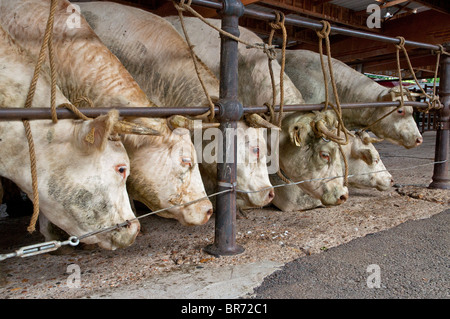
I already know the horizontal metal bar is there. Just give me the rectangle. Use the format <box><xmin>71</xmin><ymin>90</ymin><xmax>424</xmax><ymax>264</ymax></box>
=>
<box><xmin>245</xmin><ymin>101</ymin><xmax>430</xmax><ymax>113</ymax></box>
<box><xmin>0</xmin><ymin>101</ymin><xmax>430</xmax><ymax>120</ymax></box>
<box><xmin>0</xmin><ymin>107</ymin><xmax>219</xmax><ymax>120</ymax></box>
<box><xmin>188</xmin><ymin>0</ymin><xmax>442</xmax><ymax>52</ymax></box>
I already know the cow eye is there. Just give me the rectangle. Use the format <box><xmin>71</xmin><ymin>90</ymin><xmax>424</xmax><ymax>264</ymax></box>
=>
<box><xmin>115</xmin><ymin>164</ymin><xmax>127</xmax><ymax>179</ymax></box>
<box><xmin>397</xmin><ymin>108</ymin><xmax>404</xmax><ymax>114</ymax></box>
<box><xmin>252</xmin><ymin>147</ymin><xmax>260</xmax><ymax>158</ymax></box>
<box><xmin>181</xmin><ymin>157</ymin><xmax>192</xmax><ymax>167</ymax></box>
<box><xmin>320</xmin><ymin>151</ymin><xmax>330</xmax><ymax>163</ymax></box>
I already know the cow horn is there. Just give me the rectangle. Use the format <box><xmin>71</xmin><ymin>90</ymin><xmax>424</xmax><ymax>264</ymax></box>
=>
<box><xmin>315</xmin><ymin>120</ymin><xmax>345</xmax><ymax>142</ymax></box>
<box><xmin>245</xmin><ymin>114</ymin><xmax>280</xmax><ymax>130</ymax></box>
<box><xmin>113</xmin><ymin>121</ymin><xmax>160</xmax><ymax>135</ymax></box>
<box><xmin>168</xmin><ymin>115</ymin><xmax>220</xmax><ymax>131</ymax></box>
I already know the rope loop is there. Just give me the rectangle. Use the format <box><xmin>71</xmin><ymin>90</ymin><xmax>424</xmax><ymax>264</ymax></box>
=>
<box><xmin>316</xmin><ymin>20</ymin><xmax>331</xmax><ymax>39</ymax></box>
<box><xmin>173</xmin><ymin>0</ymin><xmax>192</xmax><ymax>11</ymax></box>
<box><xmin>314</xmin><ymin>19</ymin><xmax>350</xmax><ymax>185</ymax></box>
<box><xmin>435</xmin><ymin>44</ymin><xmax>446</xmax><ymax>56</ymax></box>
<box><xmin>395</xmin><ymin>36</ymin><xmax>406</xmax><ymax>50</ymax></box>
<box><xmin>266</xmin><ymin>10</ymin><xmax>288</xmax><ymax>127</ymax></box>
<box><xmin>269</xmin><ymin>11</ymin><xmax>285</xmax><ymax>30</ymax></box>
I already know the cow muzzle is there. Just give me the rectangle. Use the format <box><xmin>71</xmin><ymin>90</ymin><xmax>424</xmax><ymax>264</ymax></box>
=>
<box><xmin>321</xmin><ymin>186</ymin><xmax>349</xmax><ymax>206</ymax></box>
<box><xmin>97</xmin><ymin>219</ymin><xmax>141</xmax><ymax>250</ymax></box>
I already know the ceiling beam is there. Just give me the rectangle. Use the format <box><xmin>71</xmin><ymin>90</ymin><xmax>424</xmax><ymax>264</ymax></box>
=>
<box><xmin>352</xmin><ymin>52</ymin><xmax>439</xmax><ymax>74</ymax></box>
<box><xmin>378</xmin><ymin>0</ymin><xmax>411</xmax><ymax>9</ymax></box>
<box><xmin>326</xmin><ymin>9</ymin><xmax>450</xmax><ymax>63</ymax></box>
<box><xmin>146</xmin><ymin>0</ymin><xmax>264</xmax><ymax>18</ymax></box>
<box><xmin>260</xmin><ymin>0</ymin><xmax>378</xmax><ymax>32</ymax></box>
<box><xmin>313</xmin><ymin>0</ymin><xmax>334</xmax><ymax>6</ymax></box>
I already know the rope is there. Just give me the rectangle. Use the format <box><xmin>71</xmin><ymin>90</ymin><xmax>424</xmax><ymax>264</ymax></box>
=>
<box><xmin>266</xmin><ymin>11</ymin><xmax>287</xmax><ymax>128</ymax></box>
<box><xmin>173</xmin><ymin>0</ymin><xmax>216</xmax><ymax>121</ymax></box>
<box><xmin>394</xmin><ymin>36</ymin><xmax>442</xmax><ymax>113</ymax></box>
<box><xmin>315</xmin><ymin>21</ymin><xmax>349</xmax><ymax>143</ymax></box>
<box><xmin>358</xmin><ymin>36</ymin><xmax>443</xmax><ymax>134</ymax></box>
<box><xmin>22</xmin><ymin>0</ymin><xmax>93</xmax><ymax>232</ymax></box>
<box><xmin>22</xmin><ymin>120</ymin><xmax>39</xmax><ymax>233</ymax></box>
<box><xmin>264</xmin><ymin>11</ymin><xmax>293</xmax><ymax>184</ymax></box>
<box><xmin>22</xmin><ymin>0</ymin><xmax>59</xmax><ymax>232</ymax></box>
<box><xmin>315</xmin><ymin>20</ymin><xmax>349</xmax><ymax>186</ymax></box>
<box><xmin>171</xmin><ymin>0</ymin><xmax>286</xmax><ymax>123</ymax></box>
<box><xmin>172</xmin><ymin>0</ymin><xmax>278</xmax><ymax>59</ymax></box>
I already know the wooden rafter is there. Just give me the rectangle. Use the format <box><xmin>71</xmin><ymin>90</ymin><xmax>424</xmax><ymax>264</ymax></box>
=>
<box><xmin>322</xmin><ymin>9</ymin><xmax>450</xmax><ymax>66</ymax></box>
<box><xmin>259</xmin><ymin>0</ymin><xmax>379</xmax><ymax>32</ymax></box>
<box><xmin>313</xmin><ymin>0</ymin><xmax>334</xmax><ymax>6</ymax></box>
<box><xmin>377</xmin><ymin>0</ymin><xmax>411</xmax><ymax>9</ymax></box>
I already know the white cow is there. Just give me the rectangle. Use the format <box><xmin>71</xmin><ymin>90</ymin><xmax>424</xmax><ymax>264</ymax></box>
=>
<box><xmin>0</xmin><ymin>0</ymin><xmax>213</xmax><ymax>226</ymax></box>
<box><xmin>165</xmin><ymin>16</ymin><xmax>349</xmax><ymax>206</ymax></box>
<box><xmin>281</xmin><ymin>49</ymin><xmax>423</xmax><ymax>149</ymax></box>
<box><xmin>0</xmin><ymin>25</ymin><xmax>140</xmax><ymax>249</ymax></box>
<box><xmin>270</xmin><ymin>131</ymin><xmax>393</xmax><ymax>212</ymax></box>
<box><xmin>78</xmin><ymin>2</ymin><xmax>275</xmax><ymax>208</ymax></box>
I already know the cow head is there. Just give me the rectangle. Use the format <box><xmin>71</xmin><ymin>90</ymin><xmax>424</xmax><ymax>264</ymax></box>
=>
<box><xmin>194</xmin><ymin>115</ymin><xmax>275</xmax><ymax>210</ymax></box>
<box><xmin>23</xmin><ymin>111</ymin><xmax>142</xmax><ymax>250</ymax></box>
<box><xmin>122</xmin><ymin>116</ymin><xmax>213</xmax><ymax>226</ymax></box>
<box><xmin>345</xmin><ymin>131</ymin><xmax>393</xmax><ymax>191</ymax></box>
<box><xmin>235</xmin><ymin>119</ymin><xmax>275</xmax><ymax>209</ymax></box>
<box><xmin>374</xmin><ymin>88</ymin><xmax>423</xmax><ymax>149</ymax></box>
<box><xmin>279</xmin><ymin>111</ymin><xmax>348</xmax><ymax>206</ymax></box>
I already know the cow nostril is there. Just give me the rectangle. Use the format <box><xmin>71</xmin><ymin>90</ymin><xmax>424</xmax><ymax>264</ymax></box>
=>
<box><xmin>268</xmin><ymin>190</ymin><xmax>275</xmax><ymax>200</ymax></box>
<box><xmin>416</xmin><ymin>137</ymin><xmax>423</xmax><ymax>145</ymax></box>
<box><xmin>340</xmin><ymin>194</ymin><xmax>348</xmax><ymax>202</ymax></box>
<box><xmin>206</xmin><ymin>209</ymin><xmax>213</xmax><ymax>217</ymax></box>
<box><xmin>391</xmin><ymin>179</ymin><xmax>395</xmax><ymax>186</ymax></box>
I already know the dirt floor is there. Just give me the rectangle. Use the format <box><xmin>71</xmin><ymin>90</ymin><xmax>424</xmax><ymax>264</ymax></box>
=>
<box><xmin>0</xmin><ymin>130</ymin><xmax>448</xmax><ymax>299</ymax></box>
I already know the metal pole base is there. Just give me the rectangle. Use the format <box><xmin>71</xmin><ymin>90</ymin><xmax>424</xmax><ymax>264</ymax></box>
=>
<box><xmin>203</xmin><ymin>243</ymin><xmax>245</xmax><ymax>257</ymax></box>
<box><xmin>428</xmin><ymin>180</ymin><xmax>450</xmax><ymax>190</ymax></box>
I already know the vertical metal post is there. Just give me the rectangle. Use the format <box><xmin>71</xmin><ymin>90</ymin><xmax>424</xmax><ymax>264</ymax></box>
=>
<box><xmin>429</xmin><ymin>43</ymin><xmax>450</xmax><ymax>190</ymax></box>
<box><xmin>204</xmin><ymin>0</ymin><xmax>245</xmax><ymax>256</ymax></box>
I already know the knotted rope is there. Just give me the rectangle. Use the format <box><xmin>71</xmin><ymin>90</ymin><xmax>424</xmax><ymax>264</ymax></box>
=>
<box><xmin>394</xmin><ymin>36</ymin><xmax>443</xmax><ymax>113</ymax></box>
<box><xmin>266</xmin><ymin>11</ymin><xmax>287</xmax><ymax>128</ymax></box>
<box><xmin>172</xmin><ymin>0</ymin><xmax>277</xmax><ymax>54</ymax></box>
<box><xmin>171</xmin><ymin>0</ymin><xmax>285</xmax><ymax>125</ymax></box>
<box><xmin>22</xmin><ymin>0</ymin><xmax>93</xmax><ymax>232</ymax></box>
<box><xmin>315</xmin><ymin>20</ymin><xmax>350</xmax><ymax>186</ymax></box>
<box><xmin>22</xmin><ymin>0</ymin><xmax>59</xmax><ymax>232</ymax></box>
<box><xmin>358</xmin><ymin>36</ymin><xmax>444</xmax><ymax>134</ymax></box>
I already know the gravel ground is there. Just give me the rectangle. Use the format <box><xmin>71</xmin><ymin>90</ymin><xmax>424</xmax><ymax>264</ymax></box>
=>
<box><xmin>0</xmin><ymin>130</ymin><xmax>448</xmax><ymax>299</ymax></box>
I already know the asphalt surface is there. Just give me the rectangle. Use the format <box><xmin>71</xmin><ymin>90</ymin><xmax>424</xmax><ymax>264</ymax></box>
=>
<box><xmin>252</xmin><ymin>209</ymin><xmax>449</xmax><ymax>299</ymax></box>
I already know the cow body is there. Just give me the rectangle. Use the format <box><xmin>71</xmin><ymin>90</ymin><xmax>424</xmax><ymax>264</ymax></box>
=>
<box><xmin>281</xmin><ymin>49</ymin><xmax>423</xmax><ymax>149</ymax></box>
<box><xmin>0</xmin><ymin>0</ymin><xmax>213</xmax><ymax>226</ymax></box>
<box><xmin>0</xmin><ymin>25</ymin><xmax>139</xmax><ymax>249</ymax></box>
<box><xmin>78</xmin><ymin>2</ymin><xmax>275</xmax><ymax>208</ymax></box>
<box><xmin>165</xmin><ymin>17</ymin><xmax>348</xmax><ymax>205</ymax></box>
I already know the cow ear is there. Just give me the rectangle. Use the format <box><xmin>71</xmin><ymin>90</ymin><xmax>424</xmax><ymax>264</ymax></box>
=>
<box><xmin>358</xmin><ymin>149</ymin><xmax>375</xmax><ymax>165</ymax></box>
<box><xmin>74</xmin><ymin>110</ymin><xmax>118</xmax><ymax>153</ymax></box>
<box><xmin>288</xmin><ymin>122</ymin><xmax>308</xmax><ymax>147</ymax></box>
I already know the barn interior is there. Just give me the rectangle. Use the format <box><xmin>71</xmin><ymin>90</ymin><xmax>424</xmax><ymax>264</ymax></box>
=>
<box><xmin>0</xmin><ymin>0</ymin><xmax>449</xmax><ymax>298</ymax></box>
<box><xmin>72</xmin><ymin>0</ymin><xmax>450</xmax><ymax>81</ymax></box>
